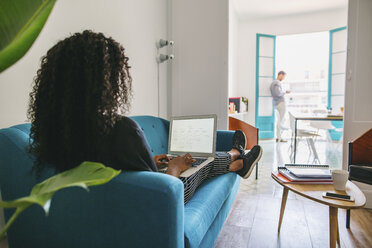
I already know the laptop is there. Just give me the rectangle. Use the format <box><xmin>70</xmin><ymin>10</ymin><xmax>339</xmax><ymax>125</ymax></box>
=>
<box><xmin>165</xmin><ymin>115</ymin><xmax>217</xmax><ymax>178</ymax></box>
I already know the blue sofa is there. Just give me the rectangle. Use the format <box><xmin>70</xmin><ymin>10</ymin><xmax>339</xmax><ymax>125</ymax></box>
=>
<box><xmin>0</xmin><ymin>115</ymin><xmax>240</xmax><ymax>248</ymax></box>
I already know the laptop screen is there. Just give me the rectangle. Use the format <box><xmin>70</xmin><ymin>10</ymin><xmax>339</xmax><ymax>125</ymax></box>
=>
<box><xmin>169</xmin><ymin>115</ymin><xmax>217</xmax><ymax>156</ymax></box>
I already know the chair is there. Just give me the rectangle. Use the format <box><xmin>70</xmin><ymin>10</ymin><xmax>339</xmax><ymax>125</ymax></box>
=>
<box><xmin>346</xmin><ymin>128</ymin><xmax>372</xmax><ymax>228</ymax></box>
<box><xmin>308</xmin><ymin>109</ymin><xmax>333</xmax><ymax>141</ymax></box>
<box><xmin>310</xmin><ymin>117</ymin><xmax>343</xmax><ymax>152</ymax></box>
<box><xmin>310</xmin><ymin>120</ymin><xmax>335</xmax><ymax>135</ymax></box>
<box><xmin>288</xmin><ymin>112</ymin><xmax>320</xmax><ymax>164</ymax></box>
<box><xmin>228</xmin><ymin>117</ymin><xmax>259</xmax><ymax>178</ymax></box>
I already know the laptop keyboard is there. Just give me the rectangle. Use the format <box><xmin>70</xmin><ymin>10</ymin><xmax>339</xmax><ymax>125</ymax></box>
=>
<box><xmin>192</xmin><ymin>158</ymin><xmax>207</xmax><ymax>167</ymax></box>
<box><xmin>168</xmin><ymin>156</ymin><xmax>208</xmax><ymax>167</ymax></box>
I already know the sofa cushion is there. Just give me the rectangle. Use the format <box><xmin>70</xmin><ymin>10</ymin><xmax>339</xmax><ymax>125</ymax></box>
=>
<box><xmin>184</xmin><ymin>173</ymin><xmax>239</xmax><ymax>248</ymax></box>
<box><xmin>130</xmin><ymin>116</ymin><xmax>235</xmax><ymax>155</ymax></box>
<box><xmin>10</xmin><ymin>123</ymin><xmax>31</xmax><ymax>135</ymax></box>
<box><xmin>198</xmin><ymin>176</ymin><xmax>240</xmax><ymax>248</ymax></box>
<box><xmin>349</xmin><ymin>164</ymin><xmax>372</xmax><ymax>185</ymax></box>
<box><xmin>0</xmin><ymin>125</ymin><xmax>44</xmax><ymax>201</ymax></box>
<box><xmin>130</xmin><ymin>116</ymin><xmax>169</xmax><ymax>156</ymax></box>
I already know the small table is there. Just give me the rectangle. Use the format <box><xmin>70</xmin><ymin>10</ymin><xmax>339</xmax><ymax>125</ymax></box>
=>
<box><xmin>272</xmin><ymin>172</ymin><xmax>366</xmax><ymax>248</ymax></box>
<box><xmin>290</xmin><ymin>112</ymin><xmax>343</xmax><ymax>163</ymax></box>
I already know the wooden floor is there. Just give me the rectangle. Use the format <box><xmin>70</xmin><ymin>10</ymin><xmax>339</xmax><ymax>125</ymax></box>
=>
<box><xmin>214</xmin><ymin>139</ymin><xmax>372</xmax><ymax>248</ymax></box>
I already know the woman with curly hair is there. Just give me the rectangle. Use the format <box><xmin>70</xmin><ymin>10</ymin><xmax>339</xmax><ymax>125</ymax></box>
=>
<box><xmin>28</xmin><ymin>30</ymin><xmax>262</xmax><ymax>203</ymax></box>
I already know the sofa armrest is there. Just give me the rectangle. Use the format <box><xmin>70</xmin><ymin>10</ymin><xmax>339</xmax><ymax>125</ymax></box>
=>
<box><xmin>19</xmin><ymin>171</ymin><xmax>185</xmax><ymax>248</ymax></box>
<box><xmin>103</xmin><ymin>172</ymin><xmax>185</xmax><ymax>247</ymax></box>
<box><xmin>216</xmin><ymin>130</ymin><xmax>234</xmax><ymax>152</ymax></box>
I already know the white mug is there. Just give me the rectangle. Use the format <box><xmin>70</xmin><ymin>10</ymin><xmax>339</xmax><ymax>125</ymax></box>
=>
<box><xmin>332</xmin><ymin>169</ymin><xmax>349</xmax><ymax>191</ymax></box>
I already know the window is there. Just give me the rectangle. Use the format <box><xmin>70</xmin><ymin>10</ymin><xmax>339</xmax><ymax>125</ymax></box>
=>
<box><xmin>276</xmin><ymin>32</ymin><xmax>329</xmax><ymax>112</ymax></box>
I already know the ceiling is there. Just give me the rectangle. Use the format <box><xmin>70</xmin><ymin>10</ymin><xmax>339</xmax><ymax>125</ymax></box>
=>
<box><xmin>232</xmin><ymin>0</ymin><xmax>348</xmax><ymax>19</ymax></box>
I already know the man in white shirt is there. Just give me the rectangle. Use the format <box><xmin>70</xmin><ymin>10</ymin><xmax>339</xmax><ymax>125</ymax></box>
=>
<box><xmin>270</xmin><ymin>71</ymin><xmax>290</xmax><ymax>142</ymax></box>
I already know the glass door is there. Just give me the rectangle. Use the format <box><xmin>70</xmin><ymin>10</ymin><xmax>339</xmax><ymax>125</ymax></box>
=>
<box><xmin>328</xmin><ymin>27</ymin><xmax>347</xmax><ymax>112</ymax></box>
<box><xmin>255</xmin><ymin>34</ymin><xmax>276</xmax><ymax>139</ymax></box>
<box><xmin>328</xmin><ymin>27</ymin><xmax>347</xmax><ymax>140</ymax></box>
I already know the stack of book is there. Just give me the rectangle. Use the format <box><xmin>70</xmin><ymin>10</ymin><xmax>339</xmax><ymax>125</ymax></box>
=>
<box><xmin>274</xmin><ymin>164</ymin><xmax>333</xmax><ymax>184</ymax></box>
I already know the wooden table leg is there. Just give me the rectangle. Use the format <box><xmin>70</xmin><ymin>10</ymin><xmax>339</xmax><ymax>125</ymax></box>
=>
<box><xmin>278</xmin><ymin>187</ymin><xmax>289</xmax><ymax>233</ymax></box>
<box><xmin>329</xmin><ymin>206</ymin><xmax>338</xmax><ymax>248</ymax></box>
<box><xmin>337</xmin><ymin>221</ymin><xmax>340</xmax><ymax>246</ymax></box>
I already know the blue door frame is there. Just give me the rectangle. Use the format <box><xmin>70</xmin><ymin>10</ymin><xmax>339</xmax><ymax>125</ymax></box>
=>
<box><xmin>328</xmin><ymin>27</ymin><xmax>347</xmax><ymax>141</ymax></box>
<box><xmin>255</xmin><ymin>34</ymin><xmax>276</xmax><ymax>139</ymax></box>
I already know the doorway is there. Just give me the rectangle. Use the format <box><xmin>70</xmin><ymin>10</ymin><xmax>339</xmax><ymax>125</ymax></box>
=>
<box><xmin>255</xmin><ymin>28</ymin><xmax>347</xmax><ymax>164</ymax></box>
<box><xmin>255</xmin><ymin>28</ymin><xmax>347</xmax><ymax>140</ymax></box>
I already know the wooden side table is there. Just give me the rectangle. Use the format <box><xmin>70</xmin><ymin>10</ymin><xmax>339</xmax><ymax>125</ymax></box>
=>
<box><xmin>272</xmin><ymin>172</ymin><xmax>366</xmax><ymax>248</ymax></box>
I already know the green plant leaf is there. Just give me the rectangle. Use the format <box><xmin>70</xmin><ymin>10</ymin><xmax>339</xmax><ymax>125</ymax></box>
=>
<box><xmin>0</xmin><ymin>0</ymin><xmax>57</xmax><ymax>73</ymax></box>
<box><xmin>0</xmin><ymin>162</ymin><xmax>121</xmax><ymax>240</ymax></box>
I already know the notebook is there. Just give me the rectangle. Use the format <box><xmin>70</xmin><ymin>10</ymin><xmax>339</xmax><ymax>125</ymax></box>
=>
<box><xmin>284</xmin><ymin>164</ymin><xmax>331</xmax><ymax>179</ymax></box>
<box><xmin>273</xmin><ymin>171</ymin><xmax>333</xmax><ymax>184</ymax></box>
<box><xmin>277</xmin><ymin>164</ymin><xmax>332</xmax><ymax>183</ymax></box>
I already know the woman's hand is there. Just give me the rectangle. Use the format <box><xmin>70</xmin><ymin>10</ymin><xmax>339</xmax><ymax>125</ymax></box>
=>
<box><xmin>166</xmin><ymin>153</ymin><xmax>195</xmax><ymax>177</ymax></box>
<box><xmin>153</xmin><ymin>154</ymin><xmax>170</xmax><ymax>168</ymax></box>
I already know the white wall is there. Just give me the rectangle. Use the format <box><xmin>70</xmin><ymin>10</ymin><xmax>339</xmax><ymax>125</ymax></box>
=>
<box><xmin>234</xmin><ymin>8</ymin><xmax>348</xmax><ymax>125</ymax></box>
<box><xmin>344</xmin><ymin>0</ymin><xmax>372</xmax><ymax>207</ymax></box>
<box><xmin>171</xmin><ymin>0</ymin><xmax>229</xmax><ymax>130</ymax></box>
<box><xmin>0</xmin><ymin>0</ymin><xmax>170</xmax><ymax>128</ymax></box>
<box><xmin>229</xmin><ymin>1</ymin><xmax>239</xmax><ymax>98</ymax></box>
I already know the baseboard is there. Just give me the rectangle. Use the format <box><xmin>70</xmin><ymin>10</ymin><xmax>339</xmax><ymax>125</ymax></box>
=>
<box><xmin>352</xmin><ymin>180</ymin><xmax>372</xmax><ymax>209</ymax></box>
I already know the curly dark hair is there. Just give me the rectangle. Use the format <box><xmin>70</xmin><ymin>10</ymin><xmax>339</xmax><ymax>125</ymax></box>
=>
<box><xmin>28</xmin><ymin>30</ymin><xmax>132</xmax><ymax>174</ymax></box>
